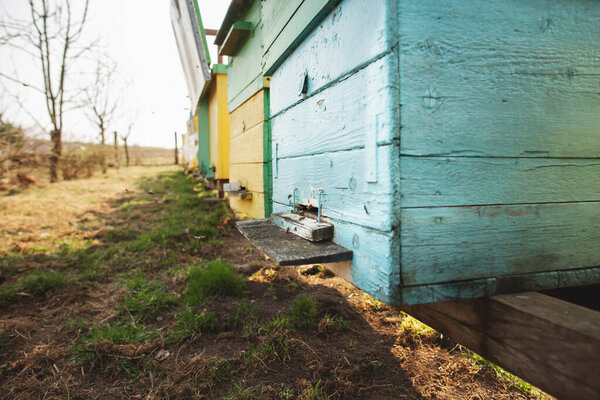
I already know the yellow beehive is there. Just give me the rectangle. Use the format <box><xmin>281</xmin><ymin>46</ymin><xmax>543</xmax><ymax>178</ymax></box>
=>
<box><xmin>208</xmin><ymin>65</ymin><xmax>230</xmax><ymax>181</ymax></box>
<box><xmin>228</xmin><ymin>89</ymin><xmax>270</xmax><ymax>218</ymax></box>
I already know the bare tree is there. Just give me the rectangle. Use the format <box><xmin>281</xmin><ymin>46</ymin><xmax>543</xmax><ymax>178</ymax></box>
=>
<box><xmin>174</xmin><ymin>131</ymin><xmax>178</xmax><ymax>165</ymax></box>
<box><xmin>0</xmin><ymin>0</ymin><xmax>91</xmax><ymax>182</ymax></box>
<box><xmin>119</xmin><ymin>122</ymin><xmax>134</xmax><ymax>168</ymax></box>
<box><xmin>82</xmin><ymin>58</ymin><xmax>119</xmax><ymax>174</ymax></box>
<box><xmin>113</xmin><ymin>130</ymin><xmax>119</xmax><ymax>169</ymax></box>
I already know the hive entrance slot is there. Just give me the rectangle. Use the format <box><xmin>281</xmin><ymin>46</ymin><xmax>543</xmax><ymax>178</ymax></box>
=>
<box><xmin>271</xmin><ymin>212</ymin><xmax>333</xmax><ymax>242</ymax></box>
<box><xmin>223</xmin><ymin>181</ymin><xmax>252</xmax><ymax>200</ymax></box>
<box><xmin>293</xmin><ymin>204</ymin><xmax>318</xmax><ymax>220</ymax></box>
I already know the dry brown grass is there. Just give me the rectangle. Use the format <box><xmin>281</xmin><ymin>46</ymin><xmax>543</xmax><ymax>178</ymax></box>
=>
<box><xmin>0</xmin><ymin>165</ymin><xmax>176</xmax><ymax>256</ymax></box>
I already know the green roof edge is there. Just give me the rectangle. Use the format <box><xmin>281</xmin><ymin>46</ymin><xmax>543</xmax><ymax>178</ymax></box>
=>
<box><xmin>193</xmin><ymin>0</ymin><xmax>211</xmax><ymax>66</ymax></box>
<box><xmin>212</xmin><ymin>64</ymin><xmax>228</xmax><ymax>75</ymax></box>
<box><xmin>215</xmin><ymin>0</ymin><xmax>253</xmax><ymax>46</ymax></box>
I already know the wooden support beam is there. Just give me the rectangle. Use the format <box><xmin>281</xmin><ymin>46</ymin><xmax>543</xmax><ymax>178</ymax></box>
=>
<box><xmin>403</xmin><ymin>292</ymin><xmax>600</xmax><ymax>400</ymax></box>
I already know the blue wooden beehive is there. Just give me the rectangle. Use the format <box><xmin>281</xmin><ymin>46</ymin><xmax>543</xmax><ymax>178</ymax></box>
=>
<box><xmin>236</xmin><ymin>0</ymin><xmax>600</xmax><ymax>305</ymax></box>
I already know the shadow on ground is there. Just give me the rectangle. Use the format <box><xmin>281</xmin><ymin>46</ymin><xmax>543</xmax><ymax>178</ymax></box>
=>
<box><xmin>0</xmin><ymin>170</ymin><xmax>539</xmax><ymax>399</ymax></box>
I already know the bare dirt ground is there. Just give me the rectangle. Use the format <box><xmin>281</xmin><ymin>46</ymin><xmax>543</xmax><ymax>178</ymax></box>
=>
<box><xmin>0</xmin><ymin>166</ymin><xmax>552</xmax><ymax>399</ymax></box>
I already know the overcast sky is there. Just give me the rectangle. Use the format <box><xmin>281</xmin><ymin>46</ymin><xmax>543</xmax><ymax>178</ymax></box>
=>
<box><xmin>0</xmin><ymin>0</ymin><xmax>229</xmax><ymax>149</ymax></box>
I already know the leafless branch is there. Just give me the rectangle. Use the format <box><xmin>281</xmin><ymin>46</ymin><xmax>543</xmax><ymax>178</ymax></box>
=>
<box><xmin>0</xmin><ymin>0</ymin><xmax>92</xmax><ymax>181</ymax></box>
<box><xmin>0</xmin><ymin>71</ymin><xmax>45</xmax><ymax>95</ymax></box>
<box><xmin>0</xmin><ymin>80</ymin><xmax>47</xmax><ymax>132</ymax></box>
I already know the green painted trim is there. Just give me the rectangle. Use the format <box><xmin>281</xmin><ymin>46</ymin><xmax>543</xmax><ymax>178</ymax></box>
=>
<box><xmin>221</xmin><ymin>21</ymin><xmax>253</xmax><ymax>56</ymax></box>
<box><xmin>193</xmin><ymin>0</ymin><xmax>211</xmax><ymax>66</ymax></box>
<box><xmin>215</xmin><ymin>0</ymin><xmax>254</xmax><ymax>45</ymax></box>
<box><xmin>262</xmin><ymin>89</ymin><xmax>273</xmax><ymax>217</ymax></box>
<box><xmin>211</xmin><ymin>63</ymin><xmax>228</xmax><ymax>75</ymax></box>
<box><xmin>232</xmin><ymin>21</ymin><xmax>253</xmax><ymax>30</ymax></box>
<box><xmin>197</xmin><ymin>102</ymin><xmax>212</xmax><ymax>178</ymax></box>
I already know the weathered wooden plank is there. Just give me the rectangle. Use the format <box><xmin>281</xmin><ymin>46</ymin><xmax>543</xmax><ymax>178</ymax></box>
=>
<box><xmin>272</xmin><ymin>54</ymin><xmax>398</xmax><ymax>158</ymax></box>
<box><xmin>404</xmin><ymin>292</ymin><xmax>600</xmax><ymax>400</ymax></box>
<box><xmin>230</xmin><ymin>90</ymin><xmax>265</xmax><ymax>138</ymax></box>
<box><xmin>400</xmin><ymin>157</ymin><xmax>600</xmax><ymax>207</ymax></box>
<box><xmin>229</xmin><ymin>76</ymin><xmax>266</xmax><ymax>116</ymax></box>
<box><xmin>273</xmin><ymin>145</ymin><xmax>399</xmax><ymax>232</ymax></box>
<box><xmin>271</xmin><ymin>212</ymin><xmax>333</xmax><ymax>242</ymax></box>
<box><xmin>236</xmin><ymin>218</ymin><xmax>352</xmax><ymax>265</ymax></box>
<box><xmin>261</xmin><ymin>0</ymin><xmax>304</xmax><ymax>56</ymax></box>
<box><xmin>229</xmin><ymin>163</ymin><xmax>264</xmax><ymax>193</ymax></box>
<box><xmin>230</xmin><ymin>122</ymin><xmax>264</xmax><ymax>164</ymax></box>
<box><xmin>273</xmin><ymin>202</ymin><xmax>401</xmax><ymax>304</ymax></box>
<box><xmin>269</xmin><ymin>0</ymin><xmax>397</xmax><ymax>115</ymax></box>
<box><xmin>229</xmin><ymin>191</ymin><xmax>265</xmax><ymax>219</ymax></box>
<box><xmin>262</xmin><ymin>0</ymin><xmax>341</xmax><ymax>75</ymax></box>
<box><xmin>401</xmin><ymin>201</ymin><xmax>600</xmax><ymax>286</ymax></box>
<box><xmin>401</xmin><ymin>76</ymin><xmax>600</xmax><ymax>158</ymax></box>
<box><xmin>397</xmin><ymin>266</ymin><xmax>600</xmax><ymax>305</ymax></box>
<box><xmin>226</xmin><ymin>0</ymin><xmax>264</xmax><ymax>113</ymax></box>
<box><xmin>398</xmin><ymin>0</ymin><xmax>600</xmax><ymax>158</ymax></box>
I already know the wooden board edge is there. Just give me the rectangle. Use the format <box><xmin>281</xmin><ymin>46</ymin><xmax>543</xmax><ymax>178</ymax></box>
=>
<box><xmin>403</xmin><ymin>292</ymin><xmax>600</xmax><ymax>400</ymax></box>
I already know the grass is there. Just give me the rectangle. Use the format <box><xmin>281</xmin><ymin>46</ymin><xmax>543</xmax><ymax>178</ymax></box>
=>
<box><xmin>264</xmin><ymin>314</ymin><xmax>294</xmax><ymax>334</ymax></box>
<box><xmin>72</xmin><ymin>322</ymin><xmax>161</xmax><ymax>379</ymax></box>
<box><xmin>244</xmin><ymin>314</ymin><xmax>295</xmax><ymax>365</ymax></box>
<box><xmin>298</xmin><ymin>380</ymin><xmax>336</xmax><ymax>400</ymax></box>
<box><xmin>172</xmin><ymin>306</ymin><xmax>219</xmax><ymax>341</ymax></box>
<box><xmin>119</xmin><ymin>273</ymin><xmax>179</xmax><ymax>320</ymax></box>
<box><xmin>318</xmin><ymin>314</ymin><xmax>350</xmax><ymax>333</ymax></box>
<box><xmin>398</xmin><ymin>312</ymin><xmax>436</xmax><ymax>337</ymax></box>
<box><xmin>230</xmin><ymin>300</ymin><xmax>259</xmax><ymax>332</ymax></box>
<box><xmin>84</xmin><ymin>323</ymin><xmax>159</xmax><ymax>345</ymax></box>
<box><xmin>17</xmin><ymin>269</ymin><xmax>68</xmax><ymax>295</ymax></box>
<box><xmin>79</xmin><ymin>263</ymin><xmax>108</xmax><ymax>283</ymax></box>
<box><xmin>459</xmin><ymin>347</ymin><xmax>552</xmax><ymax>399</ymax></box>
<box><xmin>0</xmin><ymin>326</ymin><xmax>13</xmax><ymax>347</ymax></box>
<box><xmin>185</xmin><ymin>259</ymin><xmax>245</xmax><ymax>305</ymax></box>
<box><xmin>0</xmin><ymin>254</ymin><xmax>22</xmax><ymax>276</ymax></box>
<box><xmin>366</xmin><ymin>297</ymin><xmax>385</xmax><ymax>311</ymax></box>
<box><xmin>224</xmin><ymin>383</ymin><xmax>258</xmax><ymax>400</ymax></box>
<box><xmin>279</xmin><ymin>386</ymin><xmax>295</xmax><ymax>400</ymax></box>
<box><xmin>290</xmin><ymin>296</ymin><xmax>319</xmax><ymax>329</ymax></box>
<box><xmin>0</xmin><ymin>288</ymin><xmax>15</xmax><ymax>304</ymax></box>
<box><xmin>242</xmin><ymin>298</ymin><xmax>320</xmax><ymax>364</ymax></box>
<box><xmin>246</xmin><ymin>332</ymin><xmax>293</xmax><ymax>364</ymax></box>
